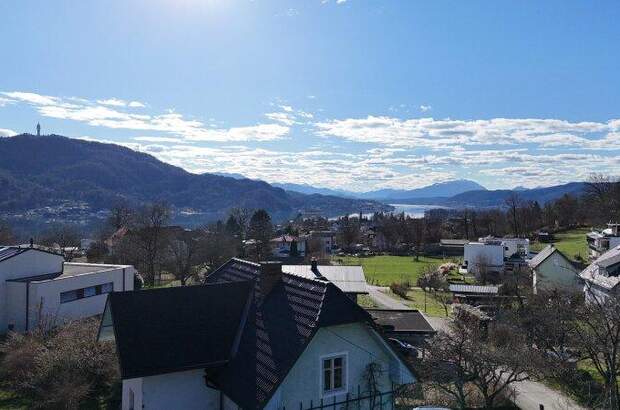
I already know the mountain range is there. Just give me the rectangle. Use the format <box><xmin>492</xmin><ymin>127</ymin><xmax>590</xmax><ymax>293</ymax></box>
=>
<box><xmin>272</xmin><ymin>179</ymin><xmax>486</xmax><ymax>200</ymax></box>
<box><xmin>0</xmin><ymin>134</ymin><xmax>391</xmax><ymax>224</ymax></box>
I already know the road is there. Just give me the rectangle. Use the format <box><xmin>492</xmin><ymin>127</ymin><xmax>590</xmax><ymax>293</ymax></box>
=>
<box><xmin>511</xmin><ymin>380</ymin><xmax>585</xmax><ymax>410</ymax></box>
<box><xmin>366</xmin><ymin>286</ymin><xmax>584</xmax><ymax>410</ymax></box>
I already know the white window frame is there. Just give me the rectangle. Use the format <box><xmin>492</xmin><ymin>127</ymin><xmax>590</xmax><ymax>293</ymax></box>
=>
<box><xmin>319</xmin><ymin>352</ymin><xmax>348</xmax><ymax>398</ymax></box>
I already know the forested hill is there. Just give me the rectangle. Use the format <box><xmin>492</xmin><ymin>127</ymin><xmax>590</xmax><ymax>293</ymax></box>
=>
<box><xmin>0</xmin><ymin>134</ymin><xmax>390</xmax><ymax>221</ymax></box>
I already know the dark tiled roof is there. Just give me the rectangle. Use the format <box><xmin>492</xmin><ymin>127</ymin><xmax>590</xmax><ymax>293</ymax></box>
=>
<box><xmin>205</xmin><ymin>258</ymin><xmax>371</xmax><ymax>410</ymax></box>
<box><xmin>108</xmin><ymin>281</ymin><xmax>253</xmax><ymax>379</ymax></box>
<box><xmin>367</xmin><ymin>309</ymin><xmax>436</xmax><ymax>334</ymax></box>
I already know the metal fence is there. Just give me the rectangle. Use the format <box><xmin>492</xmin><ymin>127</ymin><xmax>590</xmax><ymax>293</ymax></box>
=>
<box><xmin>293</xmin><ymin>386</ymin><xmax>397</xmax><ymax>410</ymax></box>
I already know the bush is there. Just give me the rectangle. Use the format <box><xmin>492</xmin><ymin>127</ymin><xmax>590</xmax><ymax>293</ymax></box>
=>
<box><xmin>390</xmin><ymin>282</ymin><xmax>409</xmax><ymax>299</ymax></box>
<box><xmin>0</xmin><ymin>318</ymin><xmax>119</xmax><ymax>409</ymax></box>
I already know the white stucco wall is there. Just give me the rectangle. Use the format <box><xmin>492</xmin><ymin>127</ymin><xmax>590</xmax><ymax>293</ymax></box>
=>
<box><xmin>267</xmin><ymin>322</ymin><xmax>415</xmax><ymax>410</ymax></box>
<box><xmin>3</xmin><ymin>263</ymin><xmax>135</xmax><ymax>333</ymax></box>
<box><xmin>0</xmin><ymin>249</ymin><xmax>64</xmax><ymax>332</ymax></box>
<box><xmin>25</xmin><ymin>265</ymin><xmax>135</xmax><ymax>331</ymax></box>
<box><xmin>464</xmin><ymin>243</ymin><xmax>504</xmax><ymax>274</ymax></box>
<box><xmin>127</xmin><ymin>369</ymin><xmax>220</xmax><ymax>410</ymax></box>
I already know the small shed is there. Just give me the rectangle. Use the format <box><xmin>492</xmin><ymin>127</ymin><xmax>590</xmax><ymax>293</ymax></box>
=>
<box><xmin>367</xmin><ymin>309</ymin><xmax>436</xmax><ymax>345</ymax></box>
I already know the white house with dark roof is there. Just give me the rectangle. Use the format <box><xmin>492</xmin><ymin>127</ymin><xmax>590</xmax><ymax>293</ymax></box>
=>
<box><xmin>529</xmin><ymin>245</ymin><xmax>581</xmax><ymax>293</ymax></box>
<box><xmin>0</xmin><ymin>245</ymin><xmax>135</xmax><ymax>333</ymax></box>
<box><xmin>99</xmin><ymin>259</ymin><xmax>416</xmax><ymax>410</ymax></box>
<box><xmin>579</xmin><ymin>245</ymin><xmax>620</xmax><ymax>303</ymax></box>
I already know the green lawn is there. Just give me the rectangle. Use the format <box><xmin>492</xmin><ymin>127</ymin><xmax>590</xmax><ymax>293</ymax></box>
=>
<box><xmin>382</xmin><ymin>288</ymin><xmax>450</xmax><ymax>317</ymax></box>
<box><xmin>332</xmin><ymin>255</ymin><xmax>449</xmax><ymax>286</ymax></box>
<box><xmin>530</xmin><ymin>228</ymin><xmax>590</xmax><ymax>261</ymax></box>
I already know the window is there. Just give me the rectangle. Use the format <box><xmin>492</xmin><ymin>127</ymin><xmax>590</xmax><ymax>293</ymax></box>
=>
<box><xmin>322</xmin><ymin>354</ymin><xmax>346</xmax><ymax>395</ymax></box>
<box><xmin>60</xmin><ymin>290</ymin><xmax>79</xmax><ymax>303</ymax></box>
<box><xmin>60</xmin><ymin>282</ymin><xmax>114</xmax><ymax>303</ymax></box>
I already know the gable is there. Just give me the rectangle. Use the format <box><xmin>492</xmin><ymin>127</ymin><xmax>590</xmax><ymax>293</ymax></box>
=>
<box><xmin>269</xmin><ymin>323</ymin><xmax>415</xmax><ymax>409</ymax></box>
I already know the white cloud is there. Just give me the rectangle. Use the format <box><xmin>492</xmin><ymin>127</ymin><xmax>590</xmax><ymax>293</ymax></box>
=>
<box><xmin>420</xmin><ymin>105</ymin><xmax>432</xmax><ymax>112</ymax></box>
<box><xmin>314</xmin><ymin>115</ymin><xmax>617</xmax><ymax>150</ymax></box>
<box><xmin>4</xmin><ymin>91</ymin><xmax>289</xmax><ymax>143</ymax></box>
<box><xmin>0</xmin><ymin>128</ymin><xmax>17</xmax><ymax>137</ymax></box>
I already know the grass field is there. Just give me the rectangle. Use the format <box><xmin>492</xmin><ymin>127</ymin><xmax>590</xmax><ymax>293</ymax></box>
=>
<box><xmin>381</xmin><ymin>288</ymin><xmax>450</xmax><ymax>317</ymax></box>
<box><xmin>530</xmin><ymin>228</ymin><xmax>590</xmax><ymax>261</ymax></box>
<box><xmin>332</xmin><ymin>255</ymin><xmax>450</xmax><ymax>285</ymax></box>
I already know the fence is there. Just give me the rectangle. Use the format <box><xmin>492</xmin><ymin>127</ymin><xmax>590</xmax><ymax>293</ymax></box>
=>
<box><xmin>294</xmin><ymin>385</ymin><xmax>398</xmax><ymax>410</ymax></box>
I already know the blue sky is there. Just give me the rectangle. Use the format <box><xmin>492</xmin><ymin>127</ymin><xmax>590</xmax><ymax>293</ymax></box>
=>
<box><xmin>1</xmin><ymin>0</ymin><xmax>619</xmax><ymax>191</ymax></box>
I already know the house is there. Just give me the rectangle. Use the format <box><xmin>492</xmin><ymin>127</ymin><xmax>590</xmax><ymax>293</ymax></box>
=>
<box><xmin>270</xmin><ymin>235</ymin><xmax>306</xmax><ymax>258</ymax></box>
<box><xmin>304</xmin><ymin>230</ymin><xmax>337</xmax><ymax>255</ymax></box>
<box><xmin>462</xmin><ymin>242</ymin><xmax>504</xmax><ymax>275</ymax></box>
<box><xmin>462</xmin><ymin>236</ymin><xmax>529</xmax><ymax>275</ymax></box>
<box><xmin>0</xmin><ymin>245</ymin><xmax>135</xmax><ymax>333</ymax></box>
<box><xmin>99</xmin><ymin>258</ymin><xmax>416</xmax><ymax>410</ymax></box>
<box><xmin>579</xmin><ymin>245</ymin><xmax>620</xmax><ymax>303</ymax></box>
<box><xmin>529</xmin><ymin>245</ymin><xmax>581</xmax><ymax>293</ymax></box>
<box><xmin>367</xmin><ymin>309</ymin><xmax>436</xmax><ymax>345</ymax></box>
<box><xmin>586</xmin><ymin>223</ymin><xmax>620</xmax><ymax>260</ymax></box>
<box><xmin>283</xmin><ymin>260</ymin><xmax>368</xmax><ymax>302</ymax></box>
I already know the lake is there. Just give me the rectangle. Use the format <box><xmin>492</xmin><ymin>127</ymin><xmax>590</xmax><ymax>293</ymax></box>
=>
<box><xmin>342</xmin><ymin>204</ymin><xmax>449</xmax><ymax>219</ymax></box>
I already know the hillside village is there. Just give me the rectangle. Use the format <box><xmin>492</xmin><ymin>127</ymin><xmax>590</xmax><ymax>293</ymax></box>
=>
<box><xmin>1</xmin><ymin>177</ymin><xmax>620</xmax><ymax>409</ymax></box>
<box><xmin>2</xmin><ymin>2</ymin><xmax>620</xmax><ymax>409</ymax></box>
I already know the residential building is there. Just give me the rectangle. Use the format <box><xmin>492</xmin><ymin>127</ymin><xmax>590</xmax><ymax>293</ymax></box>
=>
<box><xmin>304</xmin><ymin>230</ymin><xmax>337</xmax><ymax>255</ymax></box>
<box><xmin>0</xmin><ymin>245</ymin><xmax>135</xmax><ymax>333</ymax></box>
<box><xmin>586</xmin><ymin>223</ymin><xmax>620</xmax><ymax>260</ymax></box>
<box><xmin>270</xmin><ymin>235</ymin><xmax>306</xmax><ymax>258</ymax></box>
<box><xmin>462</xmin><ymin>242</ymin><xmax>504</xmax><ymax>275</ymax></box>
<box><xmin>579</xmin><ymin>245</ymin><xmax>620</xmax><ymax>303</ymax></box>
<box><xmin>462</xmin><ymin>236</ymin><xmax>529</xmax><ymax>275</ymax></box>
<box><xmin>529</xmin><ymin>245</ymin><xmax>581</xmax><ymax>293</ymax></box>
<box><xmin>283</xmin><ymin>260</ymin><xmax>368</xmax><ymax>302</ymax></box>
<box><xmin>99</xmin><ymin>258</ymin><xmax>416</xmax><ymax>410</ymax></box>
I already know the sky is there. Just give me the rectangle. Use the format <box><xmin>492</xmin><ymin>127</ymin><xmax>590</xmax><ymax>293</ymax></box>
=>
<box><xmin>1</xmin><ymin>0</ymin><xmax>619</xmax><ymax>192</ymax></box>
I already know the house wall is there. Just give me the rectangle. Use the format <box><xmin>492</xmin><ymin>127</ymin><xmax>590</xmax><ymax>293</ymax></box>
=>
<box><xmin>533</xmin><ymin>253</ymin><xmax>580</xmax><ymax>293</ymax></box>
<box><xmin>126</xmin><ymin>369</ymin><xmax>220</xmax><ymax>410</ymax></box>
<box><xmin>119</xmin><ymin>323</ymin><xmax>415</xmax><ymax>410</ymax></box>
<box><xmin>268</xmin><ymin>322</ymin><xmax>415</xmax><ymax>410</ymax></box>
<box><xmin>0</xmin><ymin>250</ymin><xmax>64</xmax><ymax>332</ymax></box>
<box><xmin>22</xmin><ymin>266</ymin><xmax>134</xmax><ymax>331</ymax></box>
<box><xmin>463</xmin><ymin>244</ymin><xmax>504</xmax><ymax>274</ymax></box>
<box><xmin>502</xmin><ymin>238</ymin><xmax>529</xmax><ymax>258</ymax></box>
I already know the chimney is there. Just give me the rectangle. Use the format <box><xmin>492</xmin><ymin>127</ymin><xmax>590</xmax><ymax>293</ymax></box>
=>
<box><xmin>29</xmin><ymin>238</ymin><xmax>34</xmax><ymax>248</ymax></box>
<box><xmin>259</xmin><ymin>261</ymin><xmax>283</xmax><ymax>297</ymax></box>
<box><xmin>310</xmin><ymin>257</ymin><xmax>327</xmax><ymax>280</ymax></box>
<box><xmin>311</xmin><ymin>257</ymin><xmax>318</xmax><ymax>273</ymax></box>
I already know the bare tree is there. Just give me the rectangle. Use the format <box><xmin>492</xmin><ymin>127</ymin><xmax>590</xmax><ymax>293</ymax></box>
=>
<box><xmin>573</xmin><ymin>285</ymin><xmax>620</xmax><ymax>408</ymax></box>
<box><xmin>40</xmin><ymin>223</ymin><xmax>81</xmax><ymax>261</ymax></box>
<box><xmin>422</xmin><ymin>318</ymin><xmax>538</xmax><ymax>408</ymax></box>
<box><xmin>132</xmin><ymin>202</ymin><xmax>171</xmax><ymax>286</ymax></box>
<box><xmin>165</xmin><ymin>230</ymin><xmax>204</xmax><ymax>286</ymax></box>
<box><xmin>504</xmin><ymin>193</ymin><xmax>522</xmax><ymax>237</ymax></box>
<box><xmin>0</xmin><ymin>219</ymin><xmax>13</xmax><ymax>244</ymax></box>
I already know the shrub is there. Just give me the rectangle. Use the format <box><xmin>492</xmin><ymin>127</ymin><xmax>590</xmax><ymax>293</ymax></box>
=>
<box><xmin>0</xmin><ymin>318</ymin><xmax>119</xmax><ymax>409</ymax></box>
<box><xmin>390</xmin><ymin>282</ymin><xmax>409</xmax><ymax>299</ymax></box>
